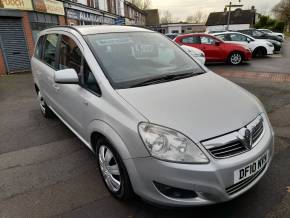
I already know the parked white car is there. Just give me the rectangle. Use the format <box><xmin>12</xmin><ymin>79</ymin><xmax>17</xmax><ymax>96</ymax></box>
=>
<box><xmin>258</xmin><ymin>29</ymin><xmax>284</xmax><ymax>39</ymax></box>
<box><xmin>212</xmin><ymin>32</ymin><xmax>274</xmax><ymax>57</ymax></box>
<box><xmin>180</xmin><ymin>45</ymin><xmax>206</xmax><ymax>65</ymax></box>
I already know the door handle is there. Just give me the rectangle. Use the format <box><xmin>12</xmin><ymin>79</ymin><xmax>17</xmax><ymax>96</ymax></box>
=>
<box><xmin>53</xmin><ymin>84</ymin><xmax>60</xmax><ymax>92</ymax></box>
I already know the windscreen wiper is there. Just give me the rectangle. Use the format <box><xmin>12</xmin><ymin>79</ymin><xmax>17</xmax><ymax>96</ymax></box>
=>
<box><xmin>131</xmin><ymin>71</ymin><xmax>204</xmax><ymax>88</ymax></box>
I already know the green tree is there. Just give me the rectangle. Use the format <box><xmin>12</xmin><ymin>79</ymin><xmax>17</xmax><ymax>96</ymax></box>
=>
<box><xmin>255</xmin><ymin>15</ymin><xmax>285</xmax><ymax>32</ymax></box>
<box><xmin>272</xmin><ymin>0</ymin><xmax>290</xmax><ymax>31</ymax></box>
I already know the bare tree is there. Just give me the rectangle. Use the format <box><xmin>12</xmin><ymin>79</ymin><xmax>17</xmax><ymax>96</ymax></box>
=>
<box><xmin>272</xmin><ymin>0</ymin><xmax>290</xmax><ymax>31</ymax></box>
<box><xmin>186</xmin><ymin>11</ymin><xmax>206</xmax><ymax>24</ymax></box>
<box><xmin>129</xmin><ymin>0</ymin><xmax>152</xmax><ymax>10</ymax></box>
<box><xmin>160</xmin><ymin>10</ymin><xmax>173</xmax><ymax>24</ymax></box>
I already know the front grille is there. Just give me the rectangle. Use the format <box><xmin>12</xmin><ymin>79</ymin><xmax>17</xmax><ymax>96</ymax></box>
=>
<box><xmin>205</xmin><ymin>117</ymin><xmax>264</xmax><ymax>159</ymax></box>
<box><xmin>208</xmin><ymin>141</ymin><xmax>246</xmax><ymax>158</ymax></box>
<box><xmin>252</xmin><ymin>119</ymin><xmax>264</xmax><ymax>143</ymax></box>
<box><xmin>226</xmin><ymin>164</ymin><xmax>267</xmax><ymax>195</ymax></box>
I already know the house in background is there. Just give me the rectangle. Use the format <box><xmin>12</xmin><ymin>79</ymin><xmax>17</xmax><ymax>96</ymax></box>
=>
<box><xmin>154</xmin><ymin>23</ymin><xmax>206</xmax><ymax>34</ymax></box>
<box><xmin>206</xmin><ymin>6</ymin><xmax>258</xmax><ymax>32</ymax></box>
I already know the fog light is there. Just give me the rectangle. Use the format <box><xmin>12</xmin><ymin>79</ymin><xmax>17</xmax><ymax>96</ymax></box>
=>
<box><xmin>153</xmin><ymin>181</ymin><xmax>197</xmax><ymax>199</ymax></box>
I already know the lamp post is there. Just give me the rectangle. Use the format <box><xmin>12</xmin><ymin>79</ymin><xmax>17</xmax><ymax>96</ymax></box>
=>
<box><xmin>225</xmin><ymin>0</ymin><xmax>243</xmax><ymax>30</ymax></box>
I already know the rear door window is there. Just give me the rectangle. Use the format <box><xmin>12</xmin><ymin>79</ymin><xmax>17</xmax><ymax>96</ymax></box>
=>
<box><xmin>229</xmin><ymin>33</ymin><xmax>247</xmax><ymax>42</ymax></box>
<box><xmin>200</xmin><ymin>36</ymin><xmax>216</xmax><ymax>45</ymax></box>
<box><xmin>181</xmin><ymin>36</ymin><xmax>200</xmax><ymax>44</ymax></box>
<box><xmin>43</xmin><ymin>34</ymin><xmax>58</xmax><ymax>68</ymax></box>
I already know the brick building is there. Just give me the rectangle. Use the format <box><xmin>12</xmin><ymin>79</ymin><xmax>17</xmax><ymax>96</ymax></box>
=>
<box><xmin>0</xmin><ymin>0</ymin><xmax>145</xmax><ymax>75</ymax></box>
<box><xmin>0</xmin><ymin>0</ymin><xmax>65</xmax><ymax>75</ymax></box>
<box><xmin>124</xmin><ymin>1</ymin><xmax>145</xmax><ymax>26</ymax></box>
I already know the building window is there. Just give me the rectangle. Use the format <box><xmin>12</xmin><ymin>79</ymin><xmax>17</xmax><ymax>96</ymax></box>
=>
<box><xmin>29</xmin><ymin>12</ymin><xmax>59</xmax><ymax>42</ymax></box>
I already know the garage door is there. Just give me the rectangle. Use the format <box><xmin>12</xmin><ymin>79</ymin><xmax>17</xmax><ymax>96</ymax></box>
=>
<box><xmin>0</xmin><ymin>18</ymin><xmax>31</xmax><ymax>73</ymax></box>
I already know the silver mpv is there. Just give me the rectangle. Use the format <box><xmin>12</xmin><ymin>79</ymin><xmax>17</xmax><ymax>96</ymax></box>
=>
<box><xmin>31</xmin><ymin>26</ymin><xmax>274</xmax><ymax>207</ymax></box>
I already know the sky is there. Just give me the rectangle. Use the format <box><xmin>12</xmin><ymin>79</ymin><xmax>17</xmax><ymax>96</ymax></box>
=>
<box><xmin>151</xmin><ymin>0</ymin><xmax>281</xmax><ymax>21</ymax></box>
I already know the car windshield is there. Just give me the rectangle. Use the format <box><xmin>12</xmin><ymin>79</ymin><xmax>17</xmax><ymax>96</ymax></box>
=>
<box><xmin>86</xmin><ymin>32</ymin><xmax>204</xmax><ymax>89</ymax></box>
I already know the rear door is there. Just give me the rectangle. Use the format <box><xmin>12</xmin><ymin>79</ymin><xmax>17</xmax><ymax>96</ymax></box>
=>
<box><xmin>37</xmin><ymin>33</ymin><xmax>59</xmax><ymax>108</ymax></box>
<box><xmin>200</xmin><ymin>36</ymin><xmax>224</xmax><ymax>61</ymax></box>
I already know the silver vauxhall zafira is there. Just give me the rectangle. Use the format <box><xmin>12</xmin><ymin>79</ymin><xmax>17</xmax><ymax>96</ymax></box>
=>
<box><xmin>31</xmin><ymin>25</ymin><xmax>274</xmax><ymax>207</ymax></box>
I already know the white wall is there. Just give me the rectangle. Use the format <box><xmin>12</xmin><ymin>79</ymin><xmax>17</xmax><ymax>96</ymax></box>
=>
<box><xmin>99</xmin><ymin>0</ymin><xmax>108</xmax><ymax>11</ymax></box>
<box><xmin>77</xmin><ymin>0</ymin><xmax>87</xmax><ymax>5</ymax></box>
<box><xmin>206</xmin><ymin>24</ymin><xmax>250</xmax><ymax>32</ymax></box>
<box><xmin>115</xmin><ymin>0</ymin><xmax>124</xmax><ymax>16</ymax></box>
<box><xmin>167</xmin><ymin>26</ymin><xmax>182</xmax><ymax>34</ymax></box>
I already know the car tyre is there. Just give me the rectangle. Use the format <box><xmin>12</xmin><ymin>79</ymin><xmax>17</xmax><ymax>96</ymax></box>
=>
<box><xmin>253</xmin><ymin>47</ymin><xmax>267</xmax><ymax>57</ymax></box>
<box><xmin>228</xmin><ymin>52</ymin><xmax>243</xmax><ymax>65</ymax></box>
<box><xmin>37</xmin><ymin>91</ymin><xmax>54</xmax><ymax>118</ymax></box>
<box><xmin>96</xmin><ymin>137</ymin><xmax>134</xmax><ymax>200</ymax></box>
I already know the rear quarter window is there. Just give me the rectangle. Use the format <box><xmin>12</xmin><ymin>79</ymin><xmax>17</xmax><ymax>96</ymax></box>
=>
<box><xmin>34</xmin><ymin>35</ymin><xmax>45</xmax><ymax>59</ymax></box>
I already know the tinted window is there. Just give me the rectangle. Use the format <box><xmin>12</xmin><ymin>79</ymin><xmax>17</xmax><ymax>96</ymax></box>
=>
<box><xmin>200</xmin><ymin>36</ymin><xmax>216</xmax><ymax>45</ymax></box>
<box><xmin>181</xmin><ymin>36</ymin><xmax>200</xmax><ymax>44</ymax></box>
<box><xmin>230</xmin><ymin>33</ymin><xmax>247</xmax><ymax>41</ymax></box>
<box><xmin>59</xmin><ymin>35</ymin><xmax>82</xmax><ymax>73</ymax></box>
<box><xmin>253</xmin><ymin>30</ymin><xmax>263</xmax><ymax>37</ymax></box>
<box><xmin>34</xmin><ymin>35</ymin><xmax>44</xmax><ymax>59</ymax></box>
<box><xmin>43</xmin><ymin>34</ymin><xmax>58</xmax><ymax>68</ymax></box>
<box><xmin>87</xmin><ymin>32</ymin><xmax>203</xmax><ymax>89</ymax></box>
<box><xmin>83</xmin><ymin>60</ymin><xmax>101</xmax><ymax>94</ymax></box>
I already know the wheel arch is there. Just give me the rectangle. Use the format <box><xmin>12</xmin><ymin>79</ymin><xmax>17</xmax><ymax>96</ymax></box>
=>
<box><xmin>253</xmin><ymin>46</ymin><xmax>267</xmax><ymax>57</ymax></box>
<box><xmin>88</xmin><ymin>120</ymin><xmax>132</xmax><ymax>160</ymax></box>
<box><xmin>228</xmin><ymin>50</ymin><xmax>245</xmax><ymax>60</ymax></box>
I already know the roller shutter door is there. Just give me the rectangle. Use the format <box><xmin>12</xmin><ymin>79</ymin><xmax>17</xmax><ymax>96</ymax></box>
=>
<box><xmin>0</xmin><ymin>18</ymin><xmax>31</xmax><ymax>73</ymax></box>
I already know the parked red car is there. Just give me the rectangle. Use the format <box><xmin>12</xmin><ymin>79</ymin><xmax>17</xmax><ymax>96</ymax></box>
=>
<box><xmin>174</xmin><ymin>33</ymin><xmax>252</xmax><ymax>65</ymax></box>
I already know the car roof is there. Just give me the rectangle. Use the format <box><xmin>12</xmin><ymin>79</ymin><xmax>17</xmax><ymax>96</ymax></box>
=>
<box><xmin>177</xmin><ymin>33</ymin><xmax>211</xmax><ymax>37</ymax></box>
<box><xmin>42</xmin><ymin>25</ymin><xmax>153</xmax><ymax>35</ymax></box>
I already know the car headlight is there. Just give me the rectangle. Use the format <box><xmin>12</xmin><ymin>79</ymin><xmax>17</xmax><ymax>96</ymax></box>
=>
<box><xmin>266</xmin><ymin>42</ymin><xmax>273</xmax><ymax>47</ymax></box>
<box><xmin>138</xmin><ymin>123</ymin><xmax>209</xmax><ymax>163</ymax></box>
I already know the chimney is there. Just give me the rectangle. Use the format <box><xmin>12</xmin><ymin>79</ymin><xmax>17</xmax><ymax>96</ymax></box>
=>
<box><xmin>251</xmin><ymin>6</ymin><xmax>255</xmax><ymax>11</ymax></box>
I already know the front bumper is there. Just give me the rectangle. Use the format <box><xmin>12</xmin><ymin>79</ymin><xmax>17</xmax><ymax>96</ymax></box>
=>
<box><xmin>267</xmin><ymin>46</ymin><xmax>275</xmax><ymax>55</ymax></box>
<box><xmin>124</xmin><ymin>115</ymin><xmax>274</xmax><ymax>207</ymax></box>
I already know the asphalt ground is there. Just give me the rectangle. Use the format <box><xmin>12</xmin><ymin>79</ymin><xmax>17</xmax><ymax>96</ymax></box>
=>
<box><xmin>0</xmin><ymin>67</ymin><xmax>290</xmax><ymax>217</ymax></box>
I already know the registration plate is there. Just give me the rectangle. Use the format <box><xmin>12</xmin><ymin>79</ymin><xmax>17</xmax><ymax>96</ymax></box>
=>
<box><xmin>234</xmin><ymin>151</ymin><xmax>268</xmax><ymax>184</ymax></box>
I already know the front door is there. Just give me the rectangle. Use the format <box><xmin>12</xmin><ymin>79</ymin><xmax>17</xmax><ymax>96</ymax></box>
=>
<box><xmin>53</xmin><ymin>34</ymin><xmax>102</xmax><ymax>140</ymax></box>
<box><xmin>200</xmin><ymin>36</ymin><xmax>223</xmax><ymax>61</ymax></box>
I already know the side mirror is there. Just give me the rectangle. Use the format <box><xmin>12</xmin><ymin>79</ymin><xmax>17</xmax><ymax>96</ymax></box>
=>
<box><xmin>54</xmin><ymin>68</ymin><xmax>79</xmax><ymax>84</ymax></box>
<box><xmin>215</xmin><ymin>41</ymin><xmax>221</xmax><ymax>46</ymax></box>
<box><xmin>246</xmin><ymin>38</ymin><xmax>251</xmax><ymax>43</ymax></box>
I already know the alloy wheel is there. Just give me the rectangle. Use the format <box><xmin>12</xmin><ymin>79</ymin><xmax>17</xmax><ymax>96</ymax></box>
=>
<box><xmin>230</xmin><ymin>53</ymin><xmax>242</xmax><ymax>65</ymax></box>
<box><xmin>38</xmin><ymin>92</ymin><xmax>46</xmax><ymax>114</ymax></box>
<box><xmin>98</xmin><ymin>145</ymin><xmax>121</xmax><ymax>192</ymax></box>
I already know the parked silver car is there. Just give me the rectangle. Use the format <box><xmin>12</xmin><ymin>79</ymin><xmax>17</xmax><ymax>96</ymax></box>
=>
<box><xmin>31</xmin><ymin>26</ymin><xmax>274</xmax><ymax>207</ymax></box>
